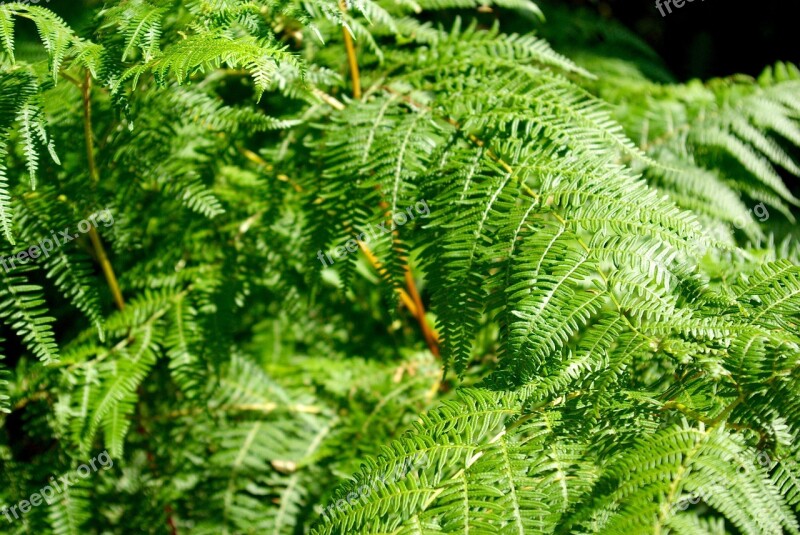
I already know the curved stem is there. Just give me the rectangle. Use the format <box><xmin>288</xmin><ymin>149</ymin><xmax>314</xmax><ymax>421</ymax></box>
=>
<box><xmin>87</xmin><ymin>226</ymin><xmax>125</xmax><ymax>312</ymax></box>
<box><xmin>82</xmin><ymin>71</ymin><xmax>99</xmax><ymax>187</ymax></box>
<box><xmin>82</xmin><ymin>70</ymin><xmax>125</xmax><ymax>311</ymax></box>
<box><xmin>339</xmin><ymin>0</ymin><xmax>361</xmax><ymax>99</ymax></box>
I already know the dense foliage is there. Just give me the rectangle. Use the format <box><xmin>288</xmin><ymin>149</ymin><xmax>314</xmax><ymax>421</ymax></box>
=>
<box><xmin>1</xmin><ymin>0</ymin><xmax>800</xmax><ymax>533</ymax></box>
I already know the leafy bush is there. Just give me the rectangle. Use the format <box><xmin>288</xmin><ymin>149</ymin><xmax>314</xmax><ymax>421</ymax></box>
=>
<box><xmin>1</xmin><ymin>0</ymin><xmax>800</xmax><ymax>533</ymax></box>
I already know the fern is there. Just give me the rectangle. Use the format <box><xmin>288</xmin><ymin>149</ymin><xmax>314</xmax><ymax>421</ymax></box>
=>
<box><xmin>0</xmin><ymin>272</ymin><xmax>59</xmax><ymax>363</ymax></box>
<box><xmin>1</xmin><ymin>0</ymin><xmax>800</xmax><ymax>533</ymax></box>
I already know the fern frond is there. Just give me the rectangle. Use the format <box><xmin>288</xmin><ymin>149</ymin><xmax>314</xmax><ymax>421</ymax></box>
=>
<box><xmin>0</xmin><ymin>272</ymin><xmax>59</xmax><ymax>363</ymax></box>
<box><xmin>74</xmin><ymin>325</ymin><xmax>158</xmax><ymax>457</ymax></box>
<box><xmin>46</xmin><ymin>479</ymin><xmax>92</xmax><ymax>535</ymax></box>
<box><xmin>120</xmin><ymin>34</ymin><xmax>300</xmax><ymax>100</ymax></box>
<box><xmin>1</xmin><ymin>3</ymin><xmax>78</xmax><ymax>79</ymax></box>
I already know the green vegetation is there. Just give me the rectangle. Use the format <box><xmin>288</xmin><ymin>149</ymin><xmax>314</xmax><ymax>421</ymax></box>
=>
<box><xmin>1</xmin><ymin>0</ymin><xmax>800</xmax><ymax>533</ymax></box>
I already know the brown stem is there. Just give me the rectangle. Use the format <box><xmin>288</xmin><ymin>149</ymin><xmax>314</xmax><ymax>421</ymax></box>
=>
<box><xmin>82</xmin><ymin>72</ymin><xmax>99</xmax><ymax>187</ymax></box>
<box><xmin>339</xmin><ymin>0</ymin><xmax>361</xmax><ymax>99</ymax></box>
<box><xmin>404</xmin><ymin>262</ymin><xmax>440</xmax><ymax>357</ymax></box>
<box><xmin>375</xmin><ymin>194</ymin><xmax>440</xmax><ymax>357</ymax></box>
<box><xmin>360</xmin><ymin>240</ymin><xmax>440</xmax><ymax>356</ymax></box>
<box><xmin>358</xmin><ymin>240</ymin><xmax>419</xmax><ymax>317</ymax></box>
<box><xmin>87</xmin><ymin>227</ymin><xmax>125</xmax><ymax>311</ymax></box>
<box><xmin>165</xmin><ymin>506</ymin><xmax>178</xmax><ymax>535</ymax></box>
<box><xmin>312</xmin><ymin>87</ymin><xmax>346</xmax><ymax>110</ymax></box>
<box><xmin>59</xmin><ymin>70</ymin><xmax>82</xmax><ymax>87</ymax></box>
<box><xmin>82</xmin><ymin>71</ymin><xmax>125</xmax><ymax>312</ymax></box>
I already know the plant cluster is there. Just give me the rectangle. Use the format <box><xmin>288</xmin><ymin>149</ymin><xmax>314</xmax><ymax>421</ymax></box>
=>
<box><xmin>1</xmin><ymin>0</ymin><xmax>799</xmax><ymax>533</ymax></box>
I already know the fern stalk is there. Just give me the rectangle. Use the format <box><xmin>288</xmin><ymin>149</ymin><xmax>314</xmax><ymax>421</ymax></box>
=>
<box><xmin>339</xmin><ymin>0</ymin><xmax>362</xmax><ymax>100</ymax></box>
<box><xmin>81</xmin><ymin>70</ymin><xmax>125</xmax><ymax>312</ymax></box>
<box><xmin>82</xmin><ymin>71</ymin><xmax>99</xmax><ymax>187</ymax></box>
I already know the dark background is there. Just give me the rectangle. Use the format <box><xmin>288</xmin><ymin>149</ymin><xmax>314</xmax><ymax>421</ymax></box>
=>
<box><xmin>563</xmin><ymin>0</ymin><xmax>798</xmax><ymax>81</ymax></box>
<box><xmin>57</xmin><ymin>1</ymin><xmax>797</xmax><ymax>82</ymax></box>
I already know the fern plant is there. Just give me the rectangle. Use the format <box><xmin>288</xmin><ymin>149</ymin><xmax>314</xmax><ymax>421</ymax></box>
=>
<box><xmin>1</xmin><ymin>0</ymin><xmax>799</xmax><ymax>533</ymax></box>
